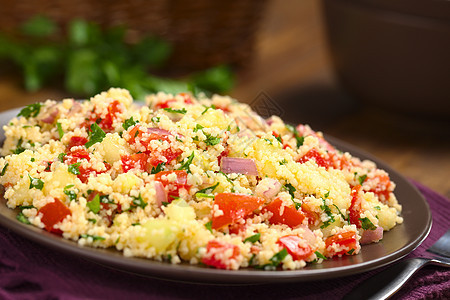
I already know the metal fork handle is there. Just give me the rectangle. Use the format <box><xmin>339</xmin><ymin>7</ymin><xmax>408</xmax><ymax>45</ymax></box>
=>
<box><xmin>343</xmin><ymin>257</ymin><xmax>439</xmax><ymax>300</ymax></box>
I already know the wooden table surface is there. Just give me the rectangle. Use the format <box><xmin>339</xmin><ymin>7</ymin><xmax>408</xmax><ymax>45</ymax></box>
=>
<box><xmin>1</xmin><ymin>0</ymin><xmax>449</xmax><ymax>198</ymax></box>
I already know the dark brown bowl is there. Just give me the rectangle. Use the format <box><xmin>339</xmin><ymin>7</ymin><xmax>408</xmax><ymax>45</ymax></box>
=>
<box><xmin>322</xmin><ymin>0</ymin><xmax>450</xmax><ymax>116</ymax></box>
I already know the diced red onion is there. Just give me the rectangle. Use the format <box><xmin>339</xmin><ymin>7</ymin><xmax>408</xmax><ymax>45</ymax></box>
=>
<box><xmin>148</xmin><ymin>127</ymin><xmax>184</xmax><ymax>139</ymax></box>
<box><xmin>256</xmin><ymin>178</ymin><xmax>281</xmax><ymax>199</ymax></box>
<box><xmin>299</xmin><ymin>225</ymin><xmax>317</xmax><ymax>245</ymax></box>
<box><xmin>220</xmin><ymin>157</ymin><xmax>259</xmax><ymax>176</ymax></box>
<box><xmin>360</xmin><ymin>226</ymin><xmax>384</xmax><ymax>244</ymax></box>
<box><xmin>41</xmin><ymin>107</ymin><xmax>59</xmax><ymax>124</ymax></box>
<box><xmin>68</xmin><ymin>100</ymin><xmax>82</xmax><ymax>116</ymax></box>
<box><xmin>154</xmin><ymin>181</ymin><xmax>167</xmax><ymax>209</ymax></box>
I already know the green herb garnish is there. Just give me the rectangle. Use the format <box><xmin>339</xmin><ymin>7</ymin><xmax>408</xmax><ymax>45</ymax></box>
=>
<box><xmin>28</xmin><ymin>174</ymin><xmax>44</xmax><ymax>190</ymax></box>
<box><xmin>16</xmin><ymin>212</ymin><xmax>31</xmax><ymax>224</ymax></box>
<box><xmin>163</xmin><ymin>107</ymin><xmax>187</xmax><ymax>114</ymax></box>
<box><xmin>85</xmin><ymin>123</ymin><xmax>106</xmax><ymax>148</ymax></box>
<box><xmin>315</xmin><ymin>251</ymin><xmax>327</xmax><ymax>260</ymax></box>
<box><xmin>285</xmin><ymin>124</ymin><xmax>304</xmax><ymax>148</ymax></box>
<box><xmin>131</xmin><ymin>194</ymin><xmax>147</xmax><ymax>209</ymax></box>
<box><xmin>359</xmin><ymin>217</ymin><xmax>377</xmax><ymax>230</ymax></box>
<box><xmin>80</xmin><ymin>234</ymin><xmax>105</xmax><ymax>241</ymax></box>
<box><xmin>56</xmin><ymin>122</ymin><xmax>64</xmax><ymax>139</ymax></box>
<box><xmin>18</xmin><ymin>103</ymin><xmax>43</xmax><ymax>118</ymax></box>
<box><xmin>205</xmin><ymin>221</ymin><xmax>213</xmax><ymax>233</ymax></box>
<box><xmin>150</xmin><ymin>162</ymin><xmax>165</xmax><ymax>174</ymax></box>
<box><xmin>122</xmin><ymin>117</ymin><xmax>138</xmax><ymax>130</ymax></box>
<box><xmin>347</xmin><ymin>248</ymin><xmax>355</xmax><ymax>255</ymax></box>
<box><xmin>284</xmin><ymin>183</ymin><xmax>296</xmax><ymax>199</ymax></box>
<box><xmin>178</xmin><ymin>152</ymin><xmax>194</xmax><ymax>173</ymax></box>
<box><xmin>244</xmin><ymin>233</ymin><xmax>261</xmax><ymax>244</ymax></box>
<box><xmin>87</xmin><ymin>193</ymin><xmax>101</xmax><ymax>213</ymax></box>
<box><xmin>320</xmin><ymin>199</ymin><xmax>335</xmax><ymax>229</ymax></box>
<box><xmin>358</xmin><ymin>174</ymin><xmax>367</xmax><ymax>185</ymax></box>
<box><xmin>1</xmin><ymin>163</ymin><xmax>9</xmax><ymax>176</ymax></box>
<box><xmin>68</xmin><ymin>162</ymin><xmax>81</xmax><ymax>175</ymax></box>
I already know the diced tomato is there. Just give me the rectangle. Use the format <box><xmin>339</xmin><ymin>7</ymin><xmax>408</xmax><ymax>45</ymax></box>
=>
<box><xmin>297</xmin><ymin>148</ymin><xmax>332</xmax><ymax>169</ymax></box>
<box><xmin>126</xmin><ymin>125</ymin><xmax>169</xmax><ymax>148</ymax></box>
<box><xmin>155</xmin><ymin>99</ymin><xmax>176</xmax><ymax>110</ymax></box>
<box><xmin>228</xmin><ymin>222</ymin><xmax>247</xmax><ymax>235</ymax></box>
<box><xmin>38</xmin><ymin>198</ymin><xmax>71</xmax><ymax>232</ymax></box>
<box><xmin>201</xmin><ymin>240</ymin><xmax>240</xmax><ymax>269</ymax></box>
<box><xmin>68</xmin><ymin>136</ymin><xmax>88</xmax><ymax>150</ymax></box>
<box><xmin>325</xmin><ymin>230</ymin><xmax>358</xmax><ymax>257</ymax></box>
<box><xmin>349</xmin><ymin>185</ymin><xmax>362</xmax><ymax>228</ymax></box>
<box><xmin>64</xmin><ymin>148</ymin><xmax>90</xmax><ymax>165</ymax></box>
<box><xmin>121</xmin><ymin>153</ymin><xmax>149</xmax><ymax>173</ymax></box>
<box><xmin>263</xmin><ymin>198</ymin><xmax>305</xmax><ymax>228</ymax></box>
<box><xmin>179</xmin><ymin>92</ymin><xmax>194</xmax><ymax>104</ymax></box>
<box><xmin>154</xmin><ymin>170</ymin><xmax>190</xmax><ymax>201</ymax></box>
<box><xmin>211</xmin><ymin>193</ymin><xmax>264</xmax><ymax>230</ymax></box>
<box><xmin>147</xmin><ymin>148</ymin><xmax>183</xmax><ymax>168</ymax></box>
<box><xmin>96</xmin><ymin>100</ymin><xmax>123</xmax><ymax>132</ymax></box>
<box><xmin>301</xmin><ymin>201</ymin><xmax>320</xmax><ymax>226</ymax></box>
<box><xmin>278</xmin><ymin>235</ymin><xmax>313</xmax><ymax>261</ymax></box>
<box><xmin>369</xmin><ymin>174</ymin><xmax>392</xmax><ymax>203</ymax></box>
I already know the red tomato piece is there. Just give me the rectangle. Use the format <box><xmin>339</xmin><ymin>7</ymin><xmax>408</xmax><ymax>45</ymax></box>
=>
<box><xmin>201</xmin><ymin>240</ymin><xmax>240</xmax><ymax>269</ymax></box>
<box><xmin>325</xmin><ymin>231</ymin><xmax>358</xmax><ymax>257</ymax></box>
<box><xmin>97</xmin><ymin>100</ymin><xmax>123</xmax><ymax>131</ymax></box>
<box><xmin>155</xmin><ymin>99</ymin><xmax>176</xmax><ymax>110</ymax></box>
<box><xmin>211</xmin><ymin>193</ymin><xmax>265</xmax><ymax>230</ymax></box>
<box><xmin>121</xmin><ymin>153</ymin><xmax>149</xmax><ymax>173</ymax></box>
<box><xmin>68</xmin><ymin>136</ymin><xmax>88</xmax><ymax>150</ymax></box>
<box><xmin>263</xmin><ymin>198</ymin><xmax>305</xmax><ymax>228</ymax></box>
<box><xmin>38</xmin><ymin>198</ymin><xmax>71</xmax><ymax>232</ymax></box>
<box><xmin>64</xmin><ymin>148</ymin><xmax>90</xmax><ymax>165</ymax></box>
<box><xmin>126</xmin><ymin>125</ymin><xmax>169</xmax><ymax>148</ymax></box>
<box><xmin>369</xmin><ymin>174</ymin><xmax>392</xmax><ymax>203</ymax></box>
<box><xmin>297</xmin><ymin>148</ymin><xmax>332</xmax><ymax>168</ymax></box>
<box><xmin>278</xmin><ymin>235</ymin><xmax>313</xmax><ymax>261</ymax></box>
<box><xmin>179</xmin><ymin>92</ymin><xmax>194</xmax><ymax>104</ymax></box>
<box><xmin>154</xmin><ymin>170</ymin><xmax>190</xmax><ymax>201</ymax></box>
<box><xmin>349</xmin><ymin>185</ymin><xmax>362</xmax><ymax>228</ymax></box>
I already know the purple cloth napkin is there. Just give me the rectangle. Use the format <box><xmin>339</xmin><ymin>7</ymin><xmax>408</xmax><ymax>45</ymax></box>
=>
<box><xmin>1</xmin><ymin>181</ymin><xmax>449</xmax><ymax>300</ymax></box>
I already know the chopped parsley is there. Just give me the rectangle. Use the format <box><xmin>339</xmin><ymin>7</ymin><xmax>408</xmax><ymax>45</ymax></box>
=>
<box><xmin>131</xmin><ymin>194</ymin><xmax>147</xmax><ymax>209</ymax></box>
<box><xmin>88</xmin><ymin>218</ymin><xmax>97</xmax><ymax>224</ymax></box>
<box><xmin>85</xmin><ymin>123</ymin><xmax>106</xmax><ymax>148</ymax></box>
<box><xmin>68</xmin><ymin>162</ymin><xmax>81</xmax><ymax>175</ymax></box>
<box><xmin>197</xmin><ymin>182</ymin><xmax>219</xmax><ymax>194</ymax></box>
<box><xmin>193</xmin><ymin>124</ymin><xmax>204</xmax><ymax>132</ymax></box>
<box><xmin>163</xmin><ymin>107</ymin><xmax>187</xmax><ymax>114</ymax></box>
<box><xmin>122</xmin><ymin>116</ymin><xmax>138</xmax><ymax>130</ymax></box>
<box><xmin>359</xmin><ymin>217</ymin><xmax>377</xmax><ymax>230</ymax></box>
<box><xmin>201</xmin><ymin>105</ymin><xmax>216</xmax><ymax>115</ymax></box>
<box><xmin>315</xmin><ymin>251</ymin><xmax>327</xmax><ymax>260</ymax></box>
<box><xmin>269</xmin><ymin>248</ymin><xmax>288</xmax><ymax>267</ymax></box>
<box><xmin>333</xmin><ymin>204</ymin><xmax>348</xmax><ymax>223</ymax></box>
<box><xmin>17</xmin><ymin>103</ymin><xmax>43</xmax><ymax>118</ymax></box>
<box><xmin>87</xmin><ymin>194</ymin><xmax>101</xmax><ymax>213</ymax></box>
<box><xmin>80</xmin><ymin>234</ymin><xmax>105</xmax><ymax>241</ymax></box>
<box><xmin>151</xmin><ymin>116</ymin><xmax>160</xmax><ymax>123</ymax></box>
<box><xmin>16</xmin><ymin>212</ymin><xmax>31</xmax><ymax>224</ymax></box>
<box><xmin>205</xmin><ymin>221</ymin><xmax>213</xmax><ymax>233</ymax></box>
<box><xmin>1</xmin><ymin>163</ymin><xmax>9</xmax><ymax>176</ymax></box>
<box><xmin>195</xmin><ymin>193</ymin><xmax>215</xmax><ymax>199</ymax></box>
<box><xmin>347</xmin><ymin>248</ymin><xmax>355</xmax><ymax>255</ymax></box>
<box><xmin>284</xmin><ymin>183</ymin><xmax>296</xmax><ymax>199</ymax></box>
<box><xmin>58</xmin><ymin>153</ymin><xmax>66</xmax><ymax>162</ymax></box>
<box><xmin>56</xmin><ymin>122</ymin><xmax>64</xmax><ymax>140</ymax></box>
<box><xmin>178</xmin><ymin>152</ymin><xmax>194</xmax><ymax>173</ymax></box>
<box><xmin>320</xmin><ymin>199</ymin><xmax>335</xmax><ymax>228</ymax></box>
<box><xmin>374</xmin><ymin>206</ymin><xmax>381</xmax><ymax>210</ymax></box>
<box><xmin>204</xmin><ymin>134</ymin><xmax>221</xmax><ymax>146</ymax></box>
<box><xmin>28</xmin><ymin>174</ymin><xmax>44</xmax><ymax>190</ymax></box>
<box><xmin>285</xmin><ymin>124</ymin><xmax>304</xmax><ymax>148</ymax></box>
<box><xmin>150</xmin><ymin>162</ymin><xmax>165</xmax><ymax>174</ymax></box>
<box><xmin>12</xmin><ymin>137</ymin><xmax>26</xmax><ymax>154</ymax></box>
<box><xmin>64</xmin><ymin>185</ymin><xmax>77</xmax><ymax>201</ymax></box>
<box><xmin>244</xmin><ymin>233</ymin><xmax>261</xmax><ymax>244</ymax></box>
<box><xmin>358</xmin><ymin>174</ymin><xmax>367</xmax><ymax>185</ymax></box>
<box><xmin>279</xmin><ymin>159</ymin><xmax>288</xmax><ymax>165</ymax></box>
<box><xmin>161</xmin><ymin>201</ymin><xmax>170</xmax><ymax>206</ymax></box>
<box><xmin>273</xmin><ymin>133</ymin><xmax>282</xmax><ymax>144</ymax></box>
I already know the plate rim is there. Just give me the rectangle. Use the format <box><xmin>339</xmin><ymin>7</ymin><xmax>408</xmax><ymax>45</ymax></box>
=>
<box><xmin>0</xmin><ymin>107</ymin><xmax>432</xmax><ymax>284</ymax></box>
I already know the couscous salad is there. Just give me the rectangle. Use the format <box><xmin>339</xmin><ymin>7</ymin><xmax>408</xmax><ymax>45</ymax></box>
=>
<box><xmin>0</xmin><ymin>88</ymin><xmax>402</xmax><ymax>270</ymax></box>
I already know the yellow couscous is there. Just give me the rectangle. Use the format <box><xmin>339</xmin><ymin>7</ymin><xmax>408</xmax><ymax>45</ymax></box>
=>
<box><xmin>0</xmin><ymin>88</ymin><xmax>402</xmax><ymax>270</ymax></box>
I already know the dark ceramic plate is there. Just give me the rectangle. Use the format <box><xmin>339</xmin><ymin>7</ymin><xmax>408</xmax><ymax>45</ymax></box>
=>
<box><xmin>0</xmin><ymin>107</ymin><xmax>432</xmax><ymax>284</ymax></box>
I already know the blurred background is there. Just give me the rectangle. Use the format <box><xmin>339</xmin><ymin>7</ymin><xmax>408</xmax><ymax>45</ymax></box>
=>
<box><xmin>0</xmin><ymin>0</ymin><xmax>449</xmax><ymax>197</ymax></box>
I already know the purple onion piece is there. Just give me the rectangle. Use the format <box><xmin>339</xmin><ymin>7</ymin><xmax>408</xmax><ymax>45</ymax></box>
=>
<box><xmin>220</xmin><ymin>157</ymin><xmax>259</xmax><ymax>176</ymax></box>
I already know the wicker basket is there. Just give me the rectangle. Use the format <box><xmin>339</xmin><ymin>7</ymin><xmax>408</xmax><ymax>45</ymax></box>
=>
<box><xmin>0</xmin><ymin>0</ymin><xmax>268</xmax><ymax>72</ymax></box>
